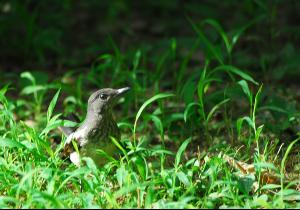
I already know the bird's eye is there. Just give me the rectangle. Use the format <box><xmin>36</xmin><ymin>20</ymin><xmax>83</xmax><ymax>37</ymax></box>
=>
<box><xmin>99</xmin><ymin>94</ymin><xmax>108</xmax><ymax>100</ymax></box>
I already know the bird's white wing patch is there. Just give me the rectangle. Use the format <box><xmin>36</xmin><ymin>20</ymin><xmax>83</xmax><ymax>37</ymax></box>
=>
<box><xmin>65</xmin><ymin>127</ymin><xmax>88</xmax><ymax>167</ymax></box>
<box><xmin>65</xmin><ymin>126</ymin><xmax>88</xmax><ymax>145</ymax></box>
<box><xmin>70</xmin><ymin>152</ymin><xmax>81</xmax><ymax>167</ymax></box>
<box><xmin>65</xmin><ymin>132</ymin><xmax>75</xmax><ymax>145</ymax></box>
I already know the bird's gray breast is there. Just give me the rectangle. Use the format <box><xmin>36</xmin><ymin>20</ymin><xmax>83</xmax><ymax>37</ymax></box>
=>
<box><xmin>80</xmin><ymin>119</ymin><xmax>120</xmax><ymax>160</ymax></box>
<box><xmin>86</xmin><ymin>119</ymin><xmax>120</xmax><ymax>144</ymax></box>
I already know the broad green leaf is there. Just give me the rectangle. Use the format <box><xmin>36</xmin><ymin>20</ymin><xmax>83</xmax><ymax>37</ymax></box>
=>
<box><xmin>206</xmin><ymin>98</ymin><xmax>230</xmax><ymax>123</ymax></box>
<box><xmin>116</xmin><ymin>165</ymin><xmax>128</xmax><ymax>187</ymax></box>
<box><xmin>238</xmin><ymin>80</ymin><xmax>252</xmax><ymax>102</ymax></box>
<box><xmin>40</xmin><ymin>118</ymin><xmax>63</xmax><ymax>136</ymax></box>
<box><xmin>47</xmin><ymin>89</ymin><xmax>61</xmax><ymax>122</ymax></box>
<box><xmin>184</xmin><ymin>102</ymin><xmax>200</xmax><ymax>122</ymax></box>
<box><xmin>253</xmin><ymin>194</ymin><xmax>270</xmax><ymax>208</ymax></box>
<box><xmin>49</xmin><ymin>113</ymin><xmax>61</xmax><ymax>123</ymax></box>
<box><xmin>111</xmin><ymin>136</ymin><xmax>127</xmax><ymax>158</ymax></box>
<box><xmin>279</xmin><ymin>189</ymin><xmax>300</xmax><ymax>201</ymax></box>
<box><xmin>21</xmin><ymin>85</ymin><xmax>47</xmax><ymax>95</ymax></box>
<box><xmin>188</xmin><ymin>17</ymin><xmax>224</xmax><ymax>64</ymax></box>
<box><xmin>260</xmin><ymin>184</ymin><xmax>281</xmax><ymax>190</ymax></box>
<box><xmin>132</xmin><ymin>155</ymin><xmax>148</xmax><ymax>180</ymax></box>
<box><xmin>255</xmin><ymin>124</ymin><xmax>264</xmax><ymax>141</ymax></box>
<box><xmin>61</xmin><ymin>119</ymin><xmax>78</xmax><ymax>127</ymax></box>
<box><xmin>82</xmin><ymin>157</ymin><xmax>98</xmax><ymax>173</ymax></box>
<box><xmin>252</xmin><ymin>85</ymin><xmax>263</xmax><ymax>128</ymax></box>
<box><xmin>280</xmin><ymin>137</ymin><xmax>300</xmax><ymax>193</ymax></box>
<box><xmin>202</xmin><ymin>19</ymin><xmax>231</xmax><ymax>54</ymax></box>
<box><xmin>21</xmin><ymin>71</ymin><xmax>36</xmax><ymax>85</ymax></box>
<box><xmin>151</xmin><ymin>149</ymin><xmax>174</xmax><ymax>156</ymax></box>
<box><xmin>237</xmin><ymin>116</ymin><xmax>255</xmax><ymax>137</ymax></box>
<box><xmin>175</xmin><ymin>137</ymin><xmax>192</xmax><ymax>168</ymax></box>
<box><xmin>145</xmin><ymin>186</ymin><xmax>155</xmax><ymax>208</ymax></box>
<box><xmin>0</xmin><ymin>138</ymin><xmax>24</xmax><ymax>149</ymax></box>
<box><xmin>197</xmin><ymin>61</ymin><xmax>210</xmax><ymax>120</ymax></box>
<box><xmin>134</xmin><ymin>93</ymin><xmax>174</xmax><ymax>140</ymax></box>
<box><xmin>177</xmin><ymin>171</ymin><xmax>190</xmax><ymax>187</ymax></box>
<box><xmin>96</xmin><ymin>149</ymin><xmax>116</xmax><ymax>162</ymax></box>
<box><xmin>117</xmin><ymin>122</ymin><xmax>133</xmax><ymax>132</ymax></box>
<box><xmin>63</xmin><ymin>96</ymin><xmax>77</xmax><ymax>105</ymax></box>
<box><xmin>254</xmin><ymin>162</ymin><xmax>277</xmax><ymax>171</ymax></box>
<box><xmin>181</xmin><ymin>79</ymin><xmax>197</xmax><ymax>104</ymax></box>
<box><xmin>210</xmin><ymin>65</ymin><xmax>258</xmax><ymax>85</ymax></box>
<box><xmin>244</xmin><ymin>116</ymin><xmax>255</xmax><ymax>131</ymax></box>
<box><xmin>236</xmin><ymin>174</ymin><xmax>255</xmax><ymax>194</ymax></box>
<box><xmin>0</xmin><ymin>84</ymin><xmax>9</xmax><ymax>96</ymax></box>
<box><xmin>197</xmin><ymin>61</ymin><xmax>207</xmax><ymax>101</ymax></box>
<box><xmin>145</xmin><ymin>114</ymin><xmax>164</xmax><ymax>138</ymax></box>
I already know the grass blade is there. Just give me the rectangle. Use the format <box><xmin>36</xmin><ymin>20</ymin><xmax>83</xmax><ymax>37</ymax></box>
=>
<box><xmin>47</xmin><ymin>89</ymin><xmax>61</xmax><ymax>123</ymax></box>
<box><xmin>175</xmin><ymin>137</ymin><xmax>192</xmax><ymax>168</ymax></box>
<box><xmin>202</xmin><ymin>19</ymin><xmax>231</xmax><ymax>54</ymax></box>
<box><xmin>133</xmin><ymin>93</ymin><xmax>175</xmax><ymax>143</ymax></box>
<box><xmin>210</xmin><ymin>65</ymin><xmax>258</xmax><ymax>85</ymax></box>
<box><xmin>206</xmin><ymin>98</ymin><xmax>230</xmax><ymax>123</ymax></box>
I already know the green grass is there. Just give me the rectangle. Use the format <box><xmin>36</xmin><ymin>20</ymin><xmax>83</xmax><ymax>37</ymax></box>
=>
<box><xmin>1</xmin><ymin>2</ymin><xmax>300</xmax><ymax>207</ymax></box>
<box><xmin>1</xmin><ymin>63</ymin><xmax>299</xmax><ymax>208</ymax></box>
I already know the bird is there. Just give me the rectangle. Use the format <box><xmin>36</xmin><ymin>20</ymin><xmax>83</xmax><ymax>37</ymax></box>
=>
<box><xmin>59</xmin><ymin>87</ymin><xmax>130</xmax><ymax>167</ymax></box>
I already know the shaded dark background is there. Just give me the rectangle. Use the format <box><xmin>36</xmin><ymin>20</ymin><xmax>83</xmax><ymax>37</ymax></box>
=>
<box><xmin>1</xmin><ymin>0</ymin><xmax>299</xmax><ymax>83</ymax></box>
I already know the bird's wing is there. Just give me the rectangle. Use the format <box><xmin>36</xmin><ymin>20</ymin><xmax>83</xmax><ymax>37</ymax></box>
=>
<box><xmin>59</xmin><ymin>113</ymin><xmax>82</xmax><ymax>159</ymax></box>
<box><xmin>62</xmin><ymin>132</ymin><xmax>81</xmax><ymax>159</ymax></box>
<box><xmin>58</xmin><ymin>126</ymin><xmax>74</xmax><ymax>137</ymax></box>
<box><xmin>59</xmin><ymin>113</ymin><xmax>81</xmax><ymax>137</ymax></box>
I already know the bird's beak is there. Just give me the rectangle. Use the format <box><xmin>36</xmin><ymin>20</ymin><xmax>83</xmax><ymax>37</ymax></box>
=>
<box><xmin>116</xmin><ymin>87</ymin><xmax>130</xmax><ymax>96</ymax></box>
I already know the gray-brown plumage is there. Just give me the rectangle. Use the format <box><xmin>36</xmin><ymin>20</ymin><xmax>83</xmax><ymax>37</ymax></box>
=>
<box><xmin>60</xmin><ymin>87</ymin><xmax>130</xmax><ymax>166</ymax></box>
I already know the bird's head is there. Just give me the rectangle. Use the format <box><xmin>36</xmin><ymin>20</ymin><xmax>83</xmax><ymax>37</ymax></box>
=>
<box><xmin>87</xmin><ymin>87</ymin><xmax>130</xmax><ymax>115</ymax></box>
